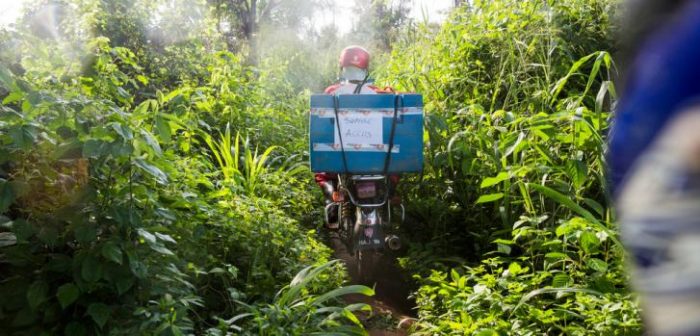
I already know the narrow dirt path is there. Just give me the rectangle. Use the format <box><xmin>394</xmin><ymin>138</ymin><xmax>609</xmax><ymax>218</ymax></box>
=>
<box><xmin>326</xmin><ymin>235</ymin><xmax>417</xmax><ymax>335</ymax></box>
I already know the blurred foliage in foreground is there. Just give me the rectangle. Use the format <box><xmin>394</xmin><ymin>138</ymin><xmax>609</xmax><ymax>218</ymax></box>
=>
<box><xmin>380</xmin><ymin>0</ymin><xmax>642</xmax><ymax>334</ymax></box>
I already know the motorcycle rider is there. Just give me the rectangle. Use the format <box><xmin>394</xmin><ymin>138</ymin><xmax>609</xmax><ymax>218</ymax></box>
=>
<box><xmin>316</xmin><ymin>46</ymin><xmax>400</xmax><ymax>228</ymax></box>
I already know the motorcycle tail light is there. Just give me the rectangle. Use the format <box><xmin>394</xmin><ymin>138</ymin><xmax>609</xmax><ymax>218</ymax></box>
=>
<box><xmin>332</xmin><ymin>191</ymin><xmax>344</xmax><ymax>202</ymax></box>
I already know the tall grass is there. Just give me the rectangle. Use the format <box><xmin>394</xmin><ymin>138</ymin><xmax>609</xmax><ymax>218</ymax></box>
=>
<box><xmin>219</xmin><ymin>260</ymin><xmax>374</xmax><ymax>336</ymax></box>
<box><xmin>380</xmin><ymin>0</ymin><xmax>640</xmax><ymax>334</ymax></box>
<box><xmin>203</xmin><ymin>124</ymin><xmax>277</xmax><ymax>196</ymax></box>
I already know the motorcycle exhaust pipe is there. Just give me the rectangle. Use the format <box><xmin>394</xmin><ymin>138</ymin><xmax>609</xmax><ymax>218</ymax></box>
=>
<box><xmin>385</xmin><ymin>235</ymin><xmax>401</xmax><ymax>251</ymax></box>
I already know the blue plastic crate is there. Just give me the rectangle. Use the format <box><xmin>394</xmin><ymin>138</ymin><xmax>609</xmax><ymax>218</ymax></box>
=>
<box><xmin>309</xmin><ymin>94</ymin><xmax>424</xmax><ymax>174</ymax></box>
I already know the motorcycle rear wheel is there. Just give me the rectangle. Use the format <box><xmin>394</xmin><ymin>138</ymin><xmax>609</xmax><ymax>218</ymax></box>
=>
<box><xmin>355</xmin><ymin>249</ymin><xmax>376</xmax><ymax>284</ymax></box>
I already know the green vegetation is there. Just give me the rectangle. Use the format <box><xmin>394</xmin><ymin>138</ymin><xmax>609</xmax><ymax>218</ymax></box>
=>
<box><xmin>0</xmin><ymin>2</ymin><xmax>369</xmax><ymax>334</ymax></box>
<box><xmin>0</xmin><ymin>0</ymin><xmax>643</xmax><ymax>335</ymax></box>
<box><xmin>380</xmin><ymin>0</ymin><xmax>641</xmax><ymax>334</ymax></box>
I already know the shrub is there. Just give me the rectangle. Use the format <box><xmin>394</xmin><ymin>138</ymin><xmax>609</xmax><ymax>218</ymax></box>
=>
<box><xmin>380</xmin><ymin>0</ymin><xmax>642</xmax><ymax>334</ymax></box>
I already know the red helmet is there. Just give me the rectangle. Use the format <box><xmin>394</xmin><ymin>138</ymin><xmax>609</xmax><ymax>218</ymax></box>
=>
<box><xmin>339</xmin><ymin>46</ymin><xmax>370</xmax><ymax>69</ymax></box>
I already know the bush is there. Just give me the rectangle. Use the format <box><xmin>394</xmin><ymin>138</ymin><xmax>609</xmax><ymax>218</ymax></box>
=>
<box><xmin>0</xmin><ymin>35</ymin><xmax>360</xmax><ymax>334</ymax></box>
<box><xmin>379</xmin><ymin>0</ymin><xmax>642</xmax><ymax>334</ymax></box>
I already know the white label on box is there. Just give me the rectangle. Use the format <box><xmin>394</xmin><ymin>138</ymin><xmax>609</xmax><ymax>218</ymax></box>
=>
<box><xmin>334</xmin><ymin>112</ymin><xmax>383</xmax><ymax>147</ymax></box>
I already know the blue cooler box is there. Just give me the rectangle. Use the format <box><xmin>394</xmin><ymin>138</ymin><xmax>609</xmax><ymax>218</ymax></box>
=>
<box><xmin>309</xmin><ymin>94</ymin><xmax>424</xmax><ymax>174</ymax></box>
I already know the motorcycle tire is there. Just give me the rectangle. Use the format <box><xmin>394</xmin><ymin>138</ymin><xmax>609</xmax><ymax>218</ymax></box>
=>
<box><xmin>340</xmin><ymin>203</ymin><xmax>354</xmax><ymax>250</ymax></box>
<box><xmin>355</xmin><ymin>249</ymin><xmax>376</xmax><ymax>284</ymax></box>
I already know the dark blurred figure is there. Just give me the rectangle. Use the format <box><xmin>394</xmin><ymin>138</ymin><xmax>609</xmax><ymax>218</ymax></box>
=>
<box><xmin>611</xmin><ymin>1</ymin><xmax>700</xmax><ymax>334</ymax></box>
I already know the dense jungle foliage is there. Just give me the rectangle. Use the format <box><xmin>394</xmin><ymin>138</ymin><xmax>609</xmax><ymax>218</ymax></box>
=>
<box><xmin>382</xmin><ymin>0</ymin><xmax>641</xmax><ymax>334</ymax></box>
<box><xmin>0</xmin><ymin>0</ymin><xmax>642</xmax><ymax>335</ymax></box>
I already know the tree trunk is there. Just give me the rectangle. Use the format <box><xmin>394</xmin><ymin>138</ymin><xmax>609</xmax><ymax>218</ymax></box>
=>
<box><xmin>249</xmin><ymin>0</ymin><xmax>257</xmax><ymax>65</ymax></box>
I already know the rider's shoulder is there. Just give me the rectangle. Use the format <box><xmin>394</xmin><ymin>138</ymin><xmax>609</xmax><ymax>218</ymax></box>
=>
<box><xmin>324</xmin><ymin>84</ymin><xmax>341</xmax><ymax>94</ymax></box>
<box><xmin>368</xmin><ymin>85</ymin><xmax>401</xmax><ymax>94</ymax></box>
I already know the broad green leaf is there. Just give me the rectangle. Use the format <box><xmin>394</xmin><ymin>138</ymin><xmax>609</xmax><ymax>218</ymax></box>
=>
<box><xmin>129</xmin><ymin>257</ymin><xmax>148</xmax><ymax>279</ymax></box>
<box><xmin>476</xmin><ymin>193</ymin><xmax>504</xmax><ymax>204</ymax></box>
<box><xmin>116</xmin><ymin>276</ymin><xmax>134</xmax><ymax>295</ymax></box>
<box><xmin>497</xmin><ymin>242</ymin><xmax>511</xmax><ymax>255</ymax></box>
<box><xmin>593</xmin><ymin>277</ymin><xmax>616</xmax><ymax>293</ymax></box>
<box><xmin>101</xmin><ymin>242</ymin><xmax>123</xmax><ymax>264</ymax></box>
<box><xmin>161</xmin><ymin>88</ymin><xmax>184</xmax><ymax>104</ymax></box>
<box><xmin>139</xmin><ymin>129</ymin><xmax>162</xmax><ymax>156</ymax></box>
<box><xmin>587</xmin><ymin>258</ymin><xmax>608</xmax><ymax>272</ymax></box>
<box><xmin>83</xmin><ymin>139</ymin><xmax>107</xmax><ymax>158</ymax></box>
<box><xmin>0</xmin><ymin>65</ymin><xmax>13</xmax><ymax>88</ymax></box>
<box><xmin>110</xmin><ymin>140</ymin><xmax>134</xmax><ymax>157</ymax></box>
<box><xmin>480</xmin><ymin>172</ymin><xmax>510</xmax><ymax>188</ymax></box>
<box><xmin>450</xmin><ymin>268</ymin><xmax>460</xmax><ymax>282</ymax></box>
<box><xmin>167</xmin><ymin>325</ymin><xmax>184</xmax><ymax>336</ymax></box>
<box><xmin>155</xmin><ymin>115</ymin><xmax>171</xmax><ymax>143</ymax></box>
<box><xmin>136</xmin><ymin>75</ymin><xmax>149</xmax><ymax>85</ymax></box>
<box><xmin>545</xmin><ymin>252</ymin><xmax>569</xmax><ymax>260</ymax></box>
<box><xmin>556</xmin><ymin>217</ymin><xmax>585</xmax><ymax>237</ymax></box>
<box><xmin>87</xmin><ymin>303</ymin><xmax>111</xmax><ymax>328</ymax></box>
<box><xmin>149</xmin><ymin>243</ymin><xmax>174</xmax><ymax>256</ymax></box>
<box><xmin>56</xmin><ymin>283</ymin><xmax>80</xmax><ymax>309</ymax></box>
<box><xmin>37</xmin><ymin>226</ymin><xmax>58</xmax><ymax>246</ymax></box>
<box><xmin>111</xmin><ymin>123</ymin><xmax>133</xmax><ymax>141</ymax></box>
<box><xmin>116</xmin><ymin>87</ymin><xmax>129</xmax><ymax>99</ymax></box>
<box><xmin>47</xmin><ymin>254</ymin><xmax>72</xmax><ymax>273</ymax></box>
<box><xmin>64</xmin><ymin>322</ymin><xmax>87</xmax><ymax>336</ymax></box>
<box><xmin>27</xmin><ymin>281</ymin><xmax>48</xmax><ymax>309</ymax></box>
<box><xmin>508</xmin><ymin>262</ymin><xmax>522</xmax><ymax>276</ymax></box>
<box><xmin>209</xmin><ymin>267</ymin><xmax>226</xmax><ymax>274</ymax></box>
<box><xmin>3</xmin><ymin>91</ymin><xmax>23</xmax><ymax>104</ymax></box>
<box><xmin>137</xmin><ymin>228</ymin><xmax>156</xmax><ymax>244</ymax></box>
<box><xmin>0</xmin><ymin>180</ymin><xmax>16</xmax><ymax>213</ymax></box>
<box><xmin>21</xmin><ymin>99</ymin><xmax>31</xmax><ymax>112</ymax></box>
<box><xmin>155</xmin><ymin>208</ymin><xmax>177</xmax><ymax>221</ymax></box>
<box><xmin>475</xmin><ymin>329</ymin><xmax>499</xmax><ymax>336</ymax></box>
<box><xmin>552</xmin><ymin>273</ymin><xmax>570</xmax><ymax>287</ymax></box>
<box><xmin>155</xmin><ymin>232</ymin><xmax>176</xmax><ymax>243</ymax></box>
<box><xmin>9</xmin><ymin>125</ymin><xmax>35</xmax><ymax>150</ymax></box>
<box><xmin>133</xmin><ymin>158</ymin><xmax>168</xmax><ymax>184</ymax></box>
<box><xmin>134</xmin><ymin>100</ymin><xmax>150</xmax><ymax>114</ymax></box>
<box><xmin>493</xmin><ymin>238</ymin><xmax>513</xmax><ymax>245</ymax></box>
<box><xmin>12</xmin><ymin>219</ymin><xmax>34</xmax><ymax>241</ymax></box>
<box><xmin>12</xmin><ymin>306</ymin><xmax>37</xmax><ymax>327</ymax></box>
<box><xmin>81</xmin><ymin>255</ymin><xmax>102</xmax><ymax>283</ymax></box>
<box><xmin>74</xmin><ymin>223</ymin><xmax>97</xmax><ymax>243</ymax></box>
<box><xmin>580</xmin><ymin>231</ymin><xmax>600</xmax><ymax>254</ymax></box>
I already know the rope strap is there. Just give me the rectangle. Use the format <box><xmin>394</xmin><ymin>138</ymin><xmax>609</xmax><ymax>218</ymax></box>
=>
<box><xmin>333</xmin><ymin>94</ymin><xmax>349</xmax><ymax>174</ymax></box>
<box><xmin>383</xmin><ymin>94</ymin><xmax>402</xmax><ymax>176</ymax></box>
